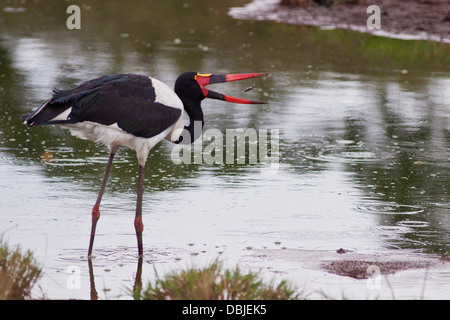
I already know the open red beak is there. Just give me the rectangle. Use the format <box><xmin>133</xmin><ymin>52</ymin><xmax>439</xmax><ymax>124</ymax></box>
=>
<box><xmin>195</xmin><ymin>73</ymin><xmax>268</xmax><ymax>104</ymax></box>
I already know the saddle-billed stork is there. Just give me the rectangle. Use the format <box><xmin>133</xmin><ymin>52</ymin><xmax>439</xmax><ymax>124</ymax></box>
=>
<box><xmin>22</xmin><ymin>71</ymin><xmax>267</xmax><ymax>256</ymax></box>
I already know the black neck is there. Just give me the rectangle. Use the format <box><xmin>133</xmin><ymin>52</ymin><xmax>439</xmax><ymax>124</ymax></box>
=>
<box><xmin>175</xmin><ymin>98</ymin><xmax>204</xmax><ymax>144</ymax></box>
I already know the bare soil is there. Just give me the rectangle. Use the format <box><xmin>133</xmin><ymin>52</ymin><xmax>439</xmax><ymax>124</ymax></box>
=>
<box><xmin>252</xmin><ymin>248</ymin><xmax>450</xmax><ymax>279</ymax></box>
<box><xmin>321</xmin><ymin>258</ymin><xmax>434</xmax><ymax>279</ymax></box>
<box><xmin>230</xmin><ymin>0</ymin><xmax>450</xmax><ymax>43</ymax></box>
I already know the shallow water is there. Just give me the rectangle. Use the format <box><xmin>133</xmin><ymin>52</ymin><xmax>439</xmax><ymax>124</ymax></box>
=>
<box><xmin>0</xmin><ymin>0</ymin><xmax>449</xmax><ymax>299</ymax></box>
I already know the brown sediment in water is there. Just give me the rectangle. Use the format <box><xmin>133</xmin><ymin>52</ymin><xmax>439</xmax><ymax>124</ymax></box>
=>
<box><xmin>252</xmin><ymin>249</ymin><xmax>450</xmax><ymax>279</ymax></box>
<box><xmin>321</xmin><ymin>259</ymin><xmax>434</xmax><ymax>279</ymax></box>
<box><xmin>230</xmin><ymin>0</ymin><xmax>450</xmax><ymax>43</ymax></box>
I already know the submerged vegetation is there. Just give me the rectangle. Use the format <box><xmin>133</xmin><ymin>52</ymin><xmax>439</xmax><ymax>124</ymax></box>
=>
<box><xmin>0</xmin><ymin>239</ymin><xmax>42</xmax><ymax>300</ymax></box>
<box><xmin>133</xmin><ymin>260</ymin><xmax>303</xmax><ymax>300</ymax></box>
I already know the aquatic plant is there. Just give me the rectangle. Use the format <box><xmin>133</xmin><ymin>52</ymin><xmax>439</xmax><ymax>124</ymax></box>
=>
<box><xmin>133</xmin><ymin>260</ymin><xmax>303</xmax><ymax>300</ymax></box>
<box><xmin>0</xmin><ymin>239</ymin><xmax>42</xmax><ymax>300</ymax></box>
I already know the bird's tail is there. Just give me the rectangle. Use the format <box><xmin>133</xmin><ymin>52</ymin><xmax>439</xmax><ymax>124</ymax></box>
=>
<box><xmin>22</xmin><ymin>97</ymin><xmax>71</xmax><ymax>126</ymax></box>
<box><xmin>21</xmin><ymin>113</ymin><xmax>31</xmax><ymax>122</ymax></box>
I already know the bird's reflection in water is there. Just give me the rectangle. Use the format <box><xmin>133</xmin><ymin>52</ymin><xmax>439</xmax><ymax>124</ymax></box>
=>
<box><xmin>87</xmin><ymin>256</ymin><xmax>143</xmax><ymax>300</ymax></box>
<box><xmin>133</xmin><ymin>256</ymin><xmax>143</xmax><ymax>298</ymax></box>
<box><xmin>87</xmin><ymin>258</ymin><xmax>98</xmax><ymax>300</ymax></box>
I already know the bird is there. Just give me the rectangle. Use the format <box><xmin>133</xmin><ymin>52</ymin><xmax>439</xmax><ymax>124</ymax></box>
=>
<box><xmin>22</xmin><ymin>71</ymin><xmax>267</xmax><ymax>257</ymax></box>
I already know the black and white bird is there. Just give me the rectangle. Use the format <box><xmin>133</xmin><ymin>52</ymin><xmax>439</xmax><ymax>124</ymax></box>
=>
<box><xmin>22</xmin><ymin>71</ymin><xmax>267</xmax><ymax>256</ymax></box>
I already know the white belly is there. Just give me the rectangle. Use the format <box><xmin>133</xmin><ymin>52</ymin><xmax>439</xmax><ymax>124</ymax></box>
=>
<box><xmin>63</xmin><ymin>121</ymin><xmax>177</xmax><ymax>166</ymax></box>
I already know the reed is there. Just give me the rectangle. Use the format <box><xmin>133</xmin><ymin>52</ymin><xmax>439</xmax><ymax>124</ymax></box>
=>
<box><xmin>0</xmin><ymin>239</ymin><xmax>42</xmax><ymax>300</ymax></box>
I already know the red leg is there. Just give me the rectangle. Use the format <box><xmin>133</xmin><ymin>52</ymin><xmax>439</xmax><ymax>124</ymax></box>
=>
<box><xmin>134</xmin><ymin>164</ymin><xmax>145</xmax><ymax>256</ymax></box>
<box><xmin>88</xmin><ymin>150</ymin><xmax>116</xmax><ymax>256</ymax></box>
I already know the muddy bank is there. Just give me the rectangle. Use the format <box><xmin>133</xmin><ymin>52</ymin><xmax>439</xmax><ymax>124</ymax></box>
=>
<box><xmin>252</xmin><ymin>249</ymin><xmax>450</xmax><ymax>279</ymax></box>
<box><xmin>230</xmin><ymin>0</ymin><xmax>450</xmax><ymax>43</ymax></box>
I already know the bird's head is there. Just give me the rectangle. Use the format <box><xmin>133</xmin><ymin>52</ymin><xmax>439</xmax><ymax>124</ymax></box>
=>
<box><xmin>174</xmin><ymin>71</ymin><xmax>268</xmax><ymax>106</ymax></box>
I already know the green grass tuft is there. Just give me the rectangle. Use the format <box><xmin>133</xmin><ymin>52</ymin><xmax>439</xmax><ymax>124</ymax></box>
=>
<box><xmin>133</xmin><ymin>260</ymin><xmax>304</xmax><ymax>300</ymax></box>
<box><xmin>0</xmin><ymin>239</ymin><xmax>42</xmax><ymax>300</ymax></box>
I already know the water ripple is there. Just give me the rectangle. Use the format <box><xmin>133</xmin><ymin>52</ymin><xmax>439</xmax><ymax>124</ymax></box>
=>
<box><xmin>396</xmin><ymin>220</ymin><xmax>431</xmax><ymax>228</ymax></box>
<box><xmin>304</xmin><ymin>150</ymin><xmax>379</xmax><ymax>163</ymax></box>
<box><xmin>353</xmin><ymin>202</ymin><xmax>426</xmax><ymax>215</ymax></box>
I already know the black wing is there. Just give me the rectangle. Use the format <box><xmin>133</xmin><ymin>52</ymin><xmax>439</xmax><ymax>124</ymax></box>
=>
<box><xmin>22</xmin><ymin>74</ymin><xmax>182</xmax><ymax>138</ymax></box>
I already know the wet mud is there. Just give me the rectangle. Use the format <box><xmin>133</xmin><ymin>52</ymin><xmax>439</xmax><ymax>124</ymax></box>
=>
<box><xmin>230</xmin><ymin>0</ymin><xmax>450</xmax><ymax>43</ymax></box>
<box><xmin>253</xmin><ymin>249</ymin><xmax>450</xmax><ymax>279</ymax></box>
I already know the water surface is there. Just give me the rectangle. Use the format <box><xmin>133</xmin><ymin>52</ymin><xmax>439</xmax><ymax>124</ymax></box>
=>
<box><xmin>0</xmin><ymin>0</ymin><xmax>449</xmax><ymax>299</ymax></box>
